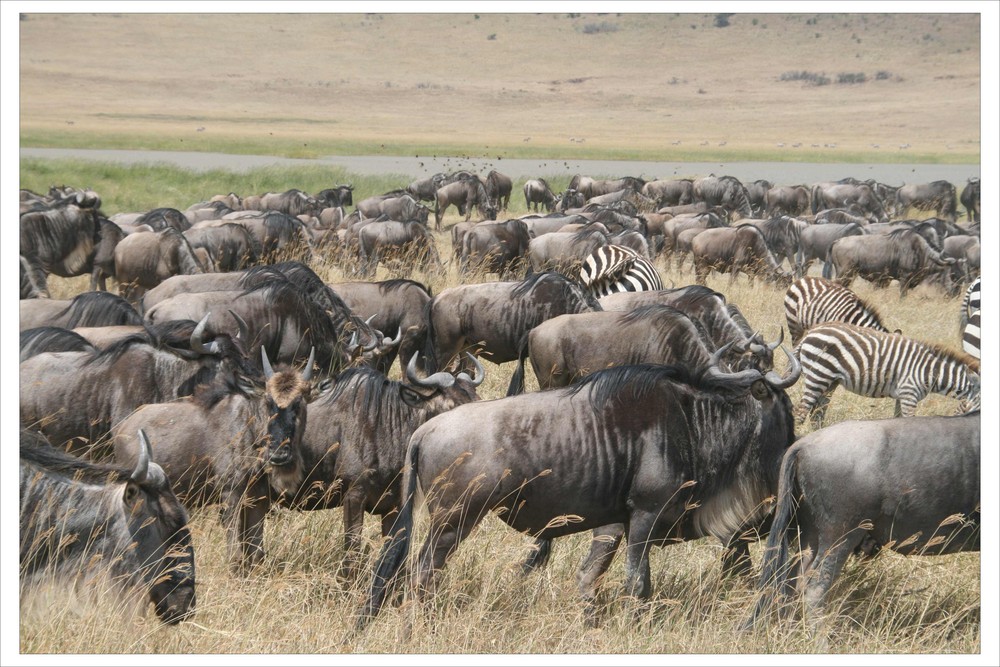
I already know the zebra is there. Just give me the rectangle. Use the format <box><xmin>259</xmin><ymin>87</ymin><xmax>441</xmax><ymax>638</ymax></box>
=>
<box><xmin>784</xmin><ymin>276</ymin><xmax>890</xmax><ymax>345</ymax></box>
<box><xmin>962</xmin><ymin>309</ymin><xmax>981</xmax><ymax>360</ymax></box>
<box><xmin>578</xmin><ymin>244</ymin><xmax>663</xmax><ymax>298</ymax></box>
<box><xmin>959</xmin><ymin>276</ymin><xmax>980</xmax><ymax>331</ymax></box>
<box><xmin>794</xmin><ymin>322</ymin><xmax>980</xmax><ymax>427</ymax></box>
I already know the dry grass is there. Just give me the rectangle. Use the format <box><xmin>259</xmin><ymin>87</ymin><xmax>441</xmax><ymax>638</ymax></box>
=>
<box><xmin>19</xmin><ymin>12</ymin><xmax>981</xmax><ymax>161</ymax></box>
<box><xmin>22</xmin><ymin>210</ymin><xmax>982</xmax><ymax>655</ymax></box>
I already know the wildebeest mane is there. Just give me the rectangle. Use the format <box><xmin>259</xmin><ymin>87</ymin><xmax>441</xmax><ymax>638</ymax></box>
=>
<box><xmin>571</xmin><ymin>227</ymin><xmax>608</xmax><ymax>244</ymax></box>
<box><xmin>57</xmin><ymin>291</ymin><xmax>143</xmax><ymax>329</ymax></box>
<box><xmin>20</xmin><ymin>327</ymin><xmax>96</xmax><ymax>360</ymax></box>
<box><xmin>21</xmin><ymin>430</ymin><xmax>133</xmax><ymax>485</ymax></box>
<box><xmin>377</xmin><ymin>278</ymin><xmax>433</xmax><ymax>298</ymax></box>
<box><xmin>313</xmin><ymin>365</ymin><xmax>402</xmax><ymax>420</ymax></box>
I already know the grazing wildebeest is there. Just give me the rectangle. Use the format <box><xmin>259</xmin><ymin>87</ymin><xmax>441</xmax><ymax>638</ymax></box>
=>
<box><xmin>556</xmin><ymin>188</ymin><xmax>586</xmax><ymax>212</ymax></box>
<box><xmin>784</xmin><ymin>276</ymin><xmax>889</xmax><ymax>345</ymax></box>
<box><xmin>942</xmin><ymin>234</ymin><xmax>980</xmax><ymax>281</ymax></box>
<box><xmin>750</xmin><ymin>412</ymin><xmax>979</xmax><ymax>633</ymax></box>
<box><xmin>693</xmin><ymin>175</ymin><xmax>753</xmax><ymax>218</ymax></box>
<box><xmin>282</xmin><ymin>353</ymin><xmax>483</xmax><ymax>580</ymax></box>
<box><xmin>114</xmin><ymin>228</ymin><xmax>206</xmax><ymax>305</ymax></box>
<box><xmin>183</xmin><ymin>223</ymin><xmax>261</xmax><ymax>272</ymax></box>
<box><xmin>891</xmin><ymin>180</ymin><xmax>958</xmax><ymax>221</ymax></box>
<box><xmin>641</xmin><ymin>178</ymin><xmax>694</xmax><ymax>208</ymax></box>
<box><xmin>19</xmin><ymin>290</ymin><xmax>143</xmax><ymax>332</ymax></box>
<box><xmin>794</xmin><ymin>323</ymin><xmax>980</xmax><ymax>426</ymax></box>
<box><xmin>20</xmin><ymin>327</ymin><xmax>97</xmax><ymax>361</ymax></box>
<box><xmin>361</xmin><ymin>348</ymin><xmax>801</xmax><ymax>625</ymax></box>
<box><xmin>743</xmin><ymin>216</ymin><xmax>807</xmax><ymax>272</ymax></box>
<box><xmin>358</xmin><ymin>219</ymin><xmax>440</xmax><ymax>278</ymax></box>
<box><xmin>406</xmin><ymin>174</ymin><xmax>445</xmax><ymax>203</ymax></box>
<box><xmin>764</xmin><ymin>185</ymin><xmax>810</xmax><ymax>218</ymax></box>
<box><xmin>20</xmin><ymin>314</ymin><xmax>256</xmax><ymax>456</ymax></box>
<box><xmin>434</xmin><ymin>178</ymin><xmax>497</xmax><ymax>229</ymax></box>
<box><xmin>485</xmin><ymin>170</ymin><xmax>513</xmax><ymax>211</ymax></box>
<box><xmin>799</xmin><ymin>222</ymin><xmax>867</xmax><ymax>278</ymax></box>
<box><xmin>133</xmin><ymin>207</ymin><xmax>192</xmax><ymax>233</ymax></box>
<box><xmin>526</xmin><ymin>229</ymin><xmax>608</xmax><ymax>275</ymax></box>
<box><xmin>459</xmin><ymin>218</ymin><xmax>531</xmax><ymax>278</ymax></box>
<box><xmin>810</xmin><ymin>182</ymin><xmax>888</xmax><ymax>222</ymax></box>
<box><xmin>422</xmin><ymin>271</ymin><xmax>602</xmax><ymax>382</ymax></box>
<box><xmin>661</xmin><ymin>209</ymin><xmax>729</xmax><ymax>257</ymax></box>
<box><xmin>327</xmin><ymin>278</ymin><xmax>433</xmax><ymax>375</ymax></box>
<box><xmin>19</xmin><ymin>189</ymin><xmax>105</xmax><ymax>298</ymax></box>
<box><xmin>746</xmin><ymin>179</ymin><xmax>773</xmax><ymax>217</ymax></box>
<box><xmin>523</xmin><ymin>178</ymin><xmax>558</xmax><ymax>212</ymax></box>
<box><xmin>692</xmin><ymin>225</ymin><xmax>792</xmax><ymax>287</ymax></box>
<box><xmin>20</xmin><ymin>428</ymin><xmax>196</xmax><ymax>624</ymax></box>
<box><xmin>827</xmin><ymin>228</ymin><xmax>960</xmax><ymax>297</ymax></box>
<box><xmin>113</xmin><ymin>348</ymin><xmax>314</xmax><ymax>572</ymax></box>
<box><xmin>960</xmin><ymin>177</ymin><xmax>980</xmax><ymax>222</ymax></box>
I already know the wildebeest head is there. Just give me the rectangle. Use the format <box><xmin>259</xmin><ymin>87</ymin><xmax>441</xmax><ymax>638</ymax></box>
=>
<box><xmin>402</xmin><ymin>351</ymin><xmax>485</xmax><ymax>409</ymax></box>
<box><xmin>259</xmin><ymin>346</ymin><xmax>314</xmax><ymax>471</ymax></box>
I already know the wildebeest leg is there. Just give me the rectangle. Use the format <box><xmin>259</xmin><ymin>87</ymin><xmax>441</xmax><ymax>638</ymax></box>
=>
<box><xmin>520</xmin><ymin>537</ymin><xmax>553</xmax><ymax>574</ymax></box>
<box><xmin>623</xmin><ymin>513</ymin><xmax>657</xmax><ymax>602</ymax></box>
<box><xmin>339</xmin><ymin>488</ymin><xmax>369</xmax><ymax>582</ymax></box>
<box><xmin>23</xmin><ymin>256</ymin><xmax>50</xmax><ymax>298</ymax></box>
<box><xmin>720</xmin><ymin>531</ymin><xmax>755</xmax><ymax>578</ymax></box>
<box><xmin>576</xmin><ymin>524</ymin><xmax>623</xmax><ymax>623</ymax></box>
<box><xmin>222</xmin><ymin>489</ymin><xmax>267</xmax><ymax>574</ymax></box>
<box><xmin>802</xmin><ymin>528</ymin><xmax>863</xmax><ymax>635</ymax></box>
<box><xmin>412</xmin><ymin>520</ymin><xmax>472</xmax><ymax>602</ymax></box>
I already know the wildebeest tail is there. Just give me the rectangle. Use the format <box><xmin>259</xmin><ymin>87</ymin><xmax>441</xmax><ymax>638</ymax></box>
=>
<box><xmin>506</xmin><ymin>339</ymin><xmax>530</xmax><ymax>396</ymax></box>
<box><xmin>822</xmin><ymin>246</ymin><xmax>835</xmax><ymax>280</ymax></box>
<box><xmin>746</xmin><ymin>444</ymin><xmax>801</xmax><ymax>629</ymax></box>
<box><xmin>419</xmin><ymin>298</ymin><xmax>439</xmax><ymax>375</ymax></box>
<box><xmin>358</xmin><ymin>436</ymin><xmax>420</xmax><ymax>629</ymax></box>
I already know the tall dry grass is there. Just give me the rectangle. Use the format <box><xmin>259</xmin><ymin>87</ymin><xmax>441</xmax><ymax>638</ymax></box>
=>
<box><xmin>18</xmin><ymin>165</ymin><xmax>982</xmax><ymax>656</ymax></box>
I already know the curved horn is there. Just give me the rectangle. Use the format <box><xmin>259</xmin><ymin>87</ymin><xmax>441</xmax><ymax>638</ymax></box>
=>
<box><xmin>382</xmin><ymin>328</ymin><xmax>404</xmax><ymax>348</ymax></box>
<box><xmin>764</xmin><ymin>344</ymin><xmax>802</xmax><ymax>390</ymax></box>
<box><xmin>301</xmin><ymin>347</ymin><xmax>316</xmax><ymax>382</ymax></box>
<box><xmin>229</xmin><ymin>309</ymin><xmax>250</xmax><ymax>342</ymax></box>
<box><xmin>704</xmin><ymin>341</ymin><xmax>763</xmax><ymax>389</ymax></box>
<box><xmin>132</xmin><ymin>429</ymin><xmax>152</xmax><ymax>483</ymax></box>
<box><xmin>190</xmin><ymin>312</ymin><xmax>219</xmax><ymax>354</ymax></box>
<box><xmin>766</xmin><ymin>327</ymin><xmax>785</xmax><ymax>352</ymax></box>
<box><xmin>708</xmin><ymin>340</ymin><xmax>736</xmax><ymax>367</ymax></box>
<box><xmin>261</xmin><ymin>346</ymin><xmax>275</xmax><ymax>379</ymax></box>
<box><xmin>456</xmin><ymin>352</ymin><xmax>486</xmax><ymax>387</ymax></box>
<box><xmin>406</xmin><ymin>352</ymin><xmax>455</xmax><ymax>389</ymax></box>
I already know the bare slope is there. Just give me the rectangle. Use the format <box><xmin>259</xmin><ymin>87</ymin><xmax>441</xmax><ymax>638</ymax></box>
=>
<box><xmin>19</xmin><ymin>12</ymin><xmax>981</xmax><ymax>160</ymax></box>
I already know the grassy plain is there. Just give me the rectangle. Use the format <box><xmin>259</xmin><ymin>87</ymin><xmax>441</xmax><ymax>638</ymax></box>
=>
<box><xmin>17</xmin><ymin>159</ymin><xmax>982</xmax><ymax>656</ymax></box>
<box><xmin>19</xmin><ymin>12</ymin><xmax>981</xmax><ymax>163</ymax></box>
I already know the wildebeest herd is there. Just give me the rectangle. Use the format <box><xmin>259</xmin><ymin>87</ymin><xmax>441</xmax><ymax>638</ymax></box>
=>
<box><xmin>18</xmin><ymin>168</ymin><xmax>981</xmax><ymax>641</ymax></box>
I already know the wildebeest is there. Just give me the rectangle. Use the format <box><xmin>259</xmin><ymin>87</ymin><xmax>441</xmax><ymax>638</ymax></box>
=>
<box><xmin>434</xmin><ymin>178</ymin><xmax>497</xmax><ymax>229</ymax></box>
<box><xmin>810</xmin><ymin>182</ymin><xmax>888</xmax><ymax>222</ymax></box>
<box><xmin>132</xmin><ymin>207</ymin><xmax>192</xmax><ymax>233</ymax></box>
<box><xmin>19</xmin><ymin>290</ymin><xmax>143</xmax><ymax>332</ymax></box>
<box><xmin>357</xmin><ymin>219</ymin><xmax>440</xmax><ymax>278</ymax></box>
<box><xmin>20</xmin><ymin>327</ymin><xmax>97</xmax><ymax>361</ymax></box>
<box><xmin>112</xmin><ymin>348</ymin><xmax>313</xmax><ymax>571</ymax></box>
<box><xmin>764</xmin><ymin>185</ymin><xmax>810</xmax><ymax>218</ymax></box>
<box><xmin>20</xmin><ymin>314</ymin><xmax>256</xmax><ymax>456</ymax></box>
<box><xmin>246</xmin><ymin>189</ymin><xmax>323</xmax><ymax>218</ymax></box>
<box><xmin>459</xmin><ymin>218</ymin><xmax>531</xmax><ymax>278</ymax></box>
<box><xmin>183</xmin><ymin>223</ymin><xmax>261</xmax><ymax>272</ymax></box>
<box><xmin>357</xmin><ymin>193</ymin><xmax>430</xmax><ymax>224</ymax></box>
<box><xmin>750</xmin><ymin>412</ymin><xmax>979</xmax><ymax>632</ymax></box>
<box><xmin>799</xmin><ymin>222</ymin><xmax>867</xmax><ymax>278</ymax></box>
<box><xmin>485</xmin><ymin>170</ymin><xmax>513</xmax><ymax>211</ymax></box>
<box><xmin>281</xmin><ymin>353</ymin><xmax>483</xmax><ymax>580</ymax></box>
<box><xmin>794</xmin><ymin>323</ymin><xmax>980</xmax><ymax>426</ymax></box>
<box><xmin>784</xmin><ymin>276</ymin><xmax>889</xmax><ymax>345</ymax></box>
<box><xmin>114</xmin><ymin>228</ymin><xmax>206</xmax><ymax>305</ymax></box>
<box><xmin>827</xmin><ymin>228</ymin><xmax>960</xmax><ymax>297</ymax></box>
<box><xmin>641</xmin><ymin>178</ymin><xmax>694</xmax><ymax>208</ymax></box>
<box><xmin>19</xmin><ymin>189</ymin><xmax>106</xmax><ymax>298</ymax></box>
<box><xmin>361</xmin><ymin>348</ymin><xmax>801</xmax><ymax>624</ymax></box>
<box><xmin>327</xmin><ymin>278</ymin><xmax>433</xmax><ymax>375</ymax></box>
<box><xmin>568</xmin><ymin>175</ymin><xmax>645</xmax><ymax>199</ymax></box>
<box><xmin>813</xmin><ymin>205</ymin><xmax>875</xmax><ymax>226</ymax></box>
<box><xmin>523</xmin><ymin>178</ymin><xmax>558</xmax><ymax>212</ymax></box>
<box><xmin>692</xmin><ymin>225</ymin><xmax>792</xmax><ymax>287</ymax></box>
<box><xmin>406</xmin><ymin>174</ymin><xmax>446</xmax><ymax>203</ymax></box>
<box><xmin>526</xmin><ymin>229</ymin><xmax>608</xmax><ymax>275</ymax></box>
<box><xmin>746</xmin><ymin>179</ymin><xmax>773</xmax><ymax>217</ymax></box>
<box><xmin>743</xmin><ymin>216</ymin><xmax>807</xmax><ymax>272</ymax></box>
<box><xmin>942</xmin><ymin>234</ymin><xmax>981</xmax><ymax>281</ymax></box>
<box><xmin>693</xmin><ymin>175</ymin><xmax>753</xmax><ymax>217</ymax></box>
<box><xmin>960</xmin><ymin>177</ymin><xmax>980</xmax><ymax>222</ymax></box>
<box><xmin>317</xmin><ymin>184</ymin><xmax>354</xmax><ymax>208</ymax></box>
<box><xmin>422</xmin><ymin>271</ymin><xmax>602</xmax><ymax>382</ymax></box>
<box><xmin>891</xmin><ymin>180</ymin><xmax>958</xmax><ymax>221</ymax></box>
<box><xmin>20</xmin><ymin>255</ymin><xmax>44</xmax><ymax>299</ymax></box>
<box><xmin>20</xmin><ymin>428</ymin><xmax>196</xmax><ymax>624</ymax></box>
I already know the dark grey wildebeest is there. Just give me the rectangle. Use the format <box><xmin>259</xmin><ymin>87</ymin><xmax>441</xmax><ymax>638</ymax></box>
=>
<box><xmin>357</xmin><ymin>219</ymin><xmax>440</xmax><ymax>278</ymax></box>
<box><xmin>183</xmin><ymin>223</ymin><xmax>261</xmax><ymax>272</ymax></box>
<box><xmin>406</xmin><ymin>174</ymin><xmax>446</xmax><ymax>203</ymax></box>
<box><xmin>485</xmin><ymin>170</ymin><xmax>513</xmax><ymax>211</ymax></box>
<box><xmin>746</xmin><ymin>179</ymin><xmax>773</xmax><ymax>217</ymax></box>
<box><xmin>20</xmin><ymin>327</ymin><xmax>97</xmax><ymax>361</ymax></box>
<box><xmin>20</xmin><ymin>314</ymin><xmax>257</xmax><ymax>457</ymax></box>
<box><xmin>692</xmin><ymin>225</ymin><xmax>792</xmax><ymax>287</ymax></box>
<box><xmin>112</xmin><ymin>349</ymin><xmax>315</xmax><ymax>572</ymax></box>
<box><xmin>750</xmin><ymin>412</ymin><xmax>979</xmax><ymax>633</ymax></box>
<box><xmin>641</xmin><ymin>178</ymin><xmax>694</xmax><ymax>208</ymax></box>
<box><xmin>526</xmin><ymin>228</ymin><xmax>608</xmax><ymax>275</ymax></box>
<box><xmin>810</xmin><ymin>182</ymin><xmax>889</xmax><ymax>222</ymax></box>
<box><xmin>799</xmin><ymin>221</ymin><xmax>867</xmax><ymax>278</ymax></box>
<box><xmin>434</xmin><ymin>178</ymin><xmax>497</xmax><ymax>229</ymax></box>
<box><xmin>357</xmin><ymin>194</ymin><xmax>431</xmax><ymax>224</ymax></box>
<box><xmin>280</xmin><ymin>353</ymin><xmax>483</xmax><ymax>581</ymax></box>
<box><xmin>361</xmin><ymin>350</ymin><xmax>801</xmax><ymax>625</ymax></box>
<box><xmin>20</xmin><ymin>428</ymin><xmax>196</xmax><ymax>624</ymax></box>
<box><xmin>114</xmin><ymin>228</ymin><xmax>206</xmax><ymax>305</ymax></box>
<box><xmin>764</xmin><ymin>185</ymin><xmax>811</xmax><ymax>218</ymax></box>
<box><xmin>523</xmin><ymin>178</ymin><xmax>558</xmax><ymax>212</ymax></box>
<box><xmin>891</xmin><ymin>180</ymin><xmax>958</xmax><ymax>221</ymax></box>
<box><xmin>693</xmin><ymin>175</ymin><xmax>753</xmax><ymax>218</ymax></box>
<box><xmin>459</xmin><ymin>218</ymin><xmax>531</xmax><ymax>278</ymax></box>
<box><xmin>19</xmin><ymin>290</ymin><xmax>142</xmax><ymax>332</ymax></box>
<box><xmin>960</xmin><ymin>178</ymin><xmax>980</xmax><ymax>223</ymax></box>
<box><xmin>317</xmin><ymin>184</ymin><xmax>355</xmax><ymax>208</ymax></box>
<box><xmin>827</xmin><ymin>228</ymin><xmax>960</xmax><ymax>297</ymax></box>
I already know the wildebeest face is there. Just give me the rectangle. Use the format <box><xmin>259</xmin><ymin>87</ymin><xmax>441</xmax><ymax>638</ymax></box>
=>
<box><xmin>264</xmin><ymin>394</ymin><xmax>307</xmax><ymax>467</ymax></box>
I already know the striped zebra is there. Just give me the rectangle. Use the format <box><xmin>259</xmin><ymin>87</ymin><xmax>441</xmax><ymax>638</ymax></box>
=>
<box><xmin>959</xmin><ymin>277</ymin><xmax>980</xmax><ymax>331</ymax></box>
<box><xmin>784</xmin><ymin>276</ymin><xmax>890</xmax><ymax>345</ymax></box>
<box><xmin>579</xmin><ymin>244</ymin><xmax>663</xmax><ymax>298</ymax></box>
<box><xmin>962</xmin><ymin>309</ymin><xmax>981</xmax><ymax>360</ymax></box>
<box><xmin>795</xmin><ymin>322</ymin><xmax>980</xmax><ymax>426</ymax></box>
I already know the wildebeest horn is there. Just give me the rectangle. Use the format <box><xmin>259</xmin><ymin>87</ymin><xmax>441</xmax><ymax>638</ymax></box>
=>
<box><xmin>767</xmin><ymin>327</ymin><xmax>785</xmax><ymax>352</ymax></box>
<box><xmin>456</xmin><ymin>352</ymin><xmax>486</xmax><ymax>387</ymax></box>
<box><xmin>406</xmin><ymin>351</ymin><xmax>455</xmax><ymax>389</ymax></box>
<box><xmin>704</xmin><ymin>341</ymin><xmax>764</xmax><ymax>388</ymax></box>
<box><xmin>764</xmin><ymin>344</ymin><xmax>802</xmax><ymax>390</ymax></box>
<box><xmin>382</xmin><ymin>328</ymin><xmax>404</xmax><ymax>348</ymax></box>
<box><xmin>133</xmin><ymin>429</ymin><xmax>152</xmax><ymax>483</ymax></box>
<box><xmin>301</xmin><ymin>347</ymin><xmax>316</xmax><ymax>382</ymax></box>
<box><xmin>261</xmin><ymin>347</ymin><xmax>275</xmax><ymax>379</ymax></box>
<box><xmin>229</xmin><ymin>309</ymin><xmax>250</xmax><ymax>342</ymax></box>
<box><xmin>190</xmin><ymin>313</ymin><xmax>220</xmax><ymax>355</ymax></box>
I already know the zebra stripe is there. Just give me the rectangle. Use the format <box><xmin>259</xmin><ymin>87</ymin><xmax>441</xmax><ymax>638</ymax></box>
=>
<box><xmin>784</xmin><ymin>276</ymin><xmax>889</xmax><ymax>345</ymax></box>
<box><xmin>795</xmin><ymin>322</ymin><xmax>980</xmax><ymax>425</ymax></box>
<box><xmin>579</xmin><ymin>245</ymin><xmax>663</xmax><ymax>298</ymax></box>
<box><xmin>962</xmin><ymin>309</ymin><xmax>981</xmax><ymax>360</ymax></box>
<box><xmin>959</xmin><ymin>277</ymin><xmax>980</xmax><ymax>330</ymax></box>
